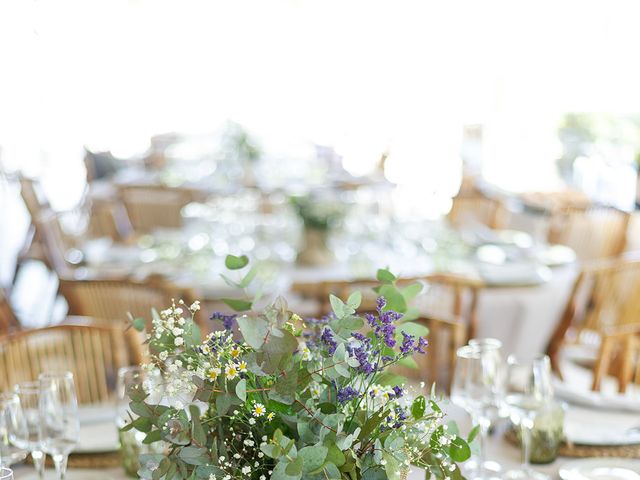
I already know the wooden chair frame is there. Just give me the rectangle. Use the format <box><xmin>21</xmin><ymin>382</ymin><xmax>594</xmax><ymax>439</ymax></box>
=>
<box><xmin>0</xmin><ymin>323</ymin><xmax>142</xmax><ymax>404</ymax></box>
<box><xmin>547</xmin><ymin>253</ymin><xmax>640</xmax><ymax>374</ymax></box>
<box><xmin>292</xmin><ymin>273</ymin><xmax>482</xmax><ymax>340</ymax></box>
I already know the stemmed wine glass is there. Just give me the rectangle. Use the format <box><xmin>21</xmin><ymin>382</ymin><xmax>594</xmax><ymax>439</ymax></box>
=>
<box><xmin>0</xmin><ymin>393</ymin><xmax>28</xmax><ymax>468</ymax></box>
<box><xmin>14</xmin><ymin>382</ymin><xmax>46</xmax><ymax>478</ymax></box>
<box><xmin>503</xmin><ymin>355</ymin><xmax>552</xmax><ymax>480</ymax></box>
<box><xmin>39</xmin><ymin>372</ymin><xmax>80</xmax><ymax>480</ymax></box>
<box><xmin>451</xmin><ymin>344</ymin><xmax>504</xmax><ymax>480</ymax></box>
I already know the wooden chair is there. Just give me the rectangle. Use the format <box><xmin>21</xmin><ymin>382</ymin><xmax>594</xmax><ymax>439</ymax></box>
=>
<box><xmin>548</xmin><ymin>206</ymin><xmax>630</xmax><ymax>261</ymax></box>
<box><xmin>119</xmin><ymin>185</ymin><xmax>204</xmax><ymax>234</ymax></box>
<box><xmin>392</xmin><ymin>315</ymin><xmax>467</xmax><ymax>392</ymax></box>
<box><xmin>592</xmin><ymin>325</ymin><xmax>640</xmax><ymax>394</ymax></box>
<box><xmin>547</xmin><ymin>253</ymin><xmax>640</xmax><ymax>374</ymax></box>
<box><xmin>33</xmin><ymin>210</ymin><xmax>78</xmax><ymax>278</ymax></box>
<box><xmin>59</xmin><ymin>277</ymin><xmax>201</xmax><ymax>329</ymax></box>
<box><xmin>292</xmin><ymin>273</ymin><xmax>482</xmax><ymax>339</ymax></box>
<box><xmin>0</xmin><ymin>288</ymin><xmax>20</xmax><ymax>336</ymax></box>
<box><xmin>448</xmin><ymin>195</ymin><xmax>506</xmax><ymax>230</ymax></box>
<box><xmin>87</xmin><ymin>198</ymin><xmax>134</xmax><ymax>242</ymax></box>
<box><xmin>0</xmin><ymin>324</ymin><xmax>141</xmax><ymax>404</ymax></box>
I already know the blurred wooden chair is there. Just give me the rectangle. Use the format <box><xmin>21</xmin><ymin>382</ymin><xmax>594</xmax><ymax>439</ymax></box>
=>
<box><xmin>33</xmin><ymin>210</ymin><xmax>79</xmax><ymax>278</ymax></box>
<box><xmin>393</xmin><ymin>315</ymin><xmax>467</xmax><ymax>392</ymax></box>
<box><xmin>0</xmin><ymin>289</ymin><xmax>20</xmax><ymax>336</ymax></box>
<box><xmin>448</xmin><ymin>195</ymin><xmax>507</xmax><ymax>230</ymax></box>
<box><xmin>292</xmin><ymin>273</ymin><xmax>482</xmax><ymax>339</ymax></box>
<box><xmin>119</xmin><ymin>185</ymin><xmax>204</xmax><ymax>234</ymax></box>
<box><xmin>592</xmin><ymin>324</ymin><xmax>640</xmax><ymax>394</ymax></box>
<box><xmin>87</xmin><ymin>198</ymin><xmax>134</xmax><ymax>242</ymax></box>
<box><xmin>59</xmin><ymin>276</ymin><xmax>202</xmax><ymax>329</ymax></box>
<box><xmin>548</xmin><ymin>206</ymin><xmax>630</xmax><ymax>261</ymax></box>
<box><xmin>547</xmin><ymin>254</ymin><xmax>640</xmax><ymax>374</ymax></box>
<box><xmin>0</xmin><ymin>324</ymin><xmax>141</xmax><ymax>404</ymax></box>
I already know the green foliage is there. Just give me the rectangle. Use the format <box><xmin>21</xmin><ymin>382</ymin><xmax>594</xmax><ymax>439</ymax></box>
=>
<box><xmin>123</xmin><ymin>260</ymin><xmax>468</xmax><ymax>480</ymax></box>
<box><xmin>225</xmin><ymin>254</ymin><xmax>249</xmax><ymax>270</ymax></box>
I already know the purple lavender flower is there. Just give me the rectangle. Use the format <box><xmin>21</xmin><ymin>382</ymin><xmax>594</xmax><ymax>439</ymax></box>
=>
<box><xmin>416</xmin><ymin>337</ymin><xmax>429</xmax><ymax>354</ymax></box>
<box><xmin>365</xmin><ymin>313</ymin><xmax>377</xmax><ymax>327</ymax></box>
<box><xmin>392</xmin><ymin>385</ymin><xmax>404</xmax><ymax>398</ymax></box>
<box><xmin>400</xmin><ymin>332</ymin><xmax>415</xmax><ymax>355</ymax></box>
<box><xmin>337</xmin><ymin>386</ymin><xmax>359</xmax><ymax>404</ymax></box>
<box><xmin>376</xmin><ymin>297</ymin><xmax>387</xmax><ymax>313</ymax></box>
<box><xmin>321</xmin><ymin>327</ymin><xmax>338</xmax><ymax>354</ymax></box>
<box><xmin>209</xmin><ymin>311</ymin><xmax>237</xmax><ymax>330</ymax></box>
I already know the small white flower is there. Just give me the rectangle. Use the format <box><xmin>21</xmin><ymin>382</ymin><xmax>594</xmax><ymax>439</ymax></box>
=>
<box><xmin>249</xmin><ymin>418</ymin><xmax>256</xmax><ymax>425</ymax></box>
<box><xmin>252</xmin><ymin>402</ymin><xmax>266</xmax><ymax>417</ymax></box>
<box><xmin>225</xmin><ymin>364</ymin><xmax>239</xmax><ymax>380</ymax></box>
<box><xmin>174</xmin><ymin>337</ymin><xmax>184</xmax><ymax>346</ymax></box>
<box><xmin>172</xmin><ymin>327</ymin><xmax>184</xmax><ymax>336</ymax></box>
<box><xmin>241</xmin><ymin>466</ymin><xmax>251</xmax><ymax>474</ymax></box>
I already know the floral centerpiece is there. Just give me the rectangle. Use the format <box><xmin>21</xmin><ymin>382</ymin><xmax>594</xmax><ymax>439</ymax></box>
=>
<box><xmin>123</xmin><ymin>255</ymin><xmax>471</xmax><ymax>480</ymax></box>
<box><xmin>290</xmin><ymin>194</ymin><xmax>345</xmax><ymax>266</ymax></box>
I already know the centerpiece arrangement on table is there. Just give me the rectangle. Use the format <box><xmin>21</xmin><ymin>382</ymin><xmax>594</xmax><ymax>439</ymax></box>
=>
<box><xmin>123</xmin><ymin>255</ymin><xmax>471</xmax><ymax>479</ymax></box>
<box><xmin>290</xmin><ymin>193</ymin><xmax>345</xmax><ymax>266</ymax></box>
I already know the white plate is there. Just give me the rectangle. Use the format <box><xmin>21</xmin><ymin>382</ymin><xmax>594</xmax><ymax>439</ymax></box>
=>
<box><xmin>553</xmin><ymin>360</ymin><xmax>640</xmax><ymax>414</ymax></box>
<box><xmin>559</xmin><ymin>458</ymin><xmax>640</xmax><ymax>480</ymax></box>
<box><xmin>21</xmin><ymin>470</ymin><xmax>118</xmax><ymax>480</ymax></box>
<box><xmin>74</xmin><ymin>405</ymin><xmax>119</xmax><ymax>454</ymax></box>
<box><xmin>536</xmin><ymin>244</ymin><xmax>577</xmax><ymax>267</ymax></box>
<box><xmin>565</xmin><ymin>406</ymin><xmax>640</xmax><ymax>446</ymax></box>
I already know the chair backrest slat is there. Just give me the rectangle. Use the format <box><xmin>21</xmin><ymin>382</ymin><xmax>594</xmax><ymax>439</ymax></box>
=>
<box><xmin>548</xmin><ymin>206</ymin><xmax>630</xmax><ymax>261</ymax></box>
<box><xmin>0</xmin><ymin>324</ymin><xmax>141</xmax><ymax>404</ymax></box>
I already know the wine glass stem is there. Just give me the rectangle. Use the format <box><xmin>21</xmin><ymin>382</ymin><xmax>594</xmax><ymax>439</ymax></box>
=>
<box><xmin>52</xmin><ymin>453</ymin><xmax>68</xmax><ymax>480</ymax></box>
<box><xmin>473</xmin><ymin>413</ymin><xmax>491</xmax><ymax>479</ymax></box>
<box><xmin>32</xmin><ymin>450</ymin><xmax>45</xmax><ymax>479</ymax></box>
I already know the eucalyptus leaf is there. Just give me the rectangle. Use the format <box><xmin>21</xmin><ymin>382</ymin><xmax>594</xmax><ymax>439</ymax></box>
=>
<box><xmin>178</xmin><ymin>446</ymin><xmax>209</xmax><ymax>466</ymax></box>
<box><xmin>235</xmin><ymin>378</ymin><xmax>247</xmax><ymax>402</ymax></box>
<box><xmin>298</xmin><ymin>445</ymin><xmax>328</xmax><ymax>474</ymax></box>
<box><xmin>225</xmin><ymin>254</ymin><xmax>249</xmax><ymax>270</ymax></box>
<box><xmin>237</xmin><ymin>316</ymin><xmax>268</xmax><ymax>349</ymax></box>
<box><xmin>376</xmin><ymin>268</ymin><xmax>396</xmax><ymax>284</ymax></box>
<box><xmin>221</xmin><ymin>298</ymin><xmax>253</xmax><ymax>312</ymax></box>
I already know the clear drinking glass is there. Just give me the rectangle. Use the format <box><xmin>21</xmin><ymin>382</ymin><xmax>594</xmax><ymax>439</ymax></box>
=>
<box><xmin>503</xmin><ymin>355</ymin><xmax>552</xmax><ymax>480</ymax></box>
<box><xmin>0</xmin><ymin>393</ymin><xmax>28</xmax><ymax>467</ymax></box>
<box><xmin>39</xmin><ymin>372</ymin><xmax>80</xmax><ymax>480</ymax></box>
<box><xmin>451</xmin><ymin>344</ymin><xmax>504</xmax><ymax>480</ymax></box>
<box><xmin>0</xmin><ymin>467</ymin><xmax>13</xmax><ymax>479</ymax></box>
<box><xmin>14</xmin><ymin>382</ymin><xmax>46</xmax><ymax>478</ymax></box>
<box><xmin>116</xmin><ymin>366</ymin><xmax>163</xmax><ymax>477</ymax></box>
